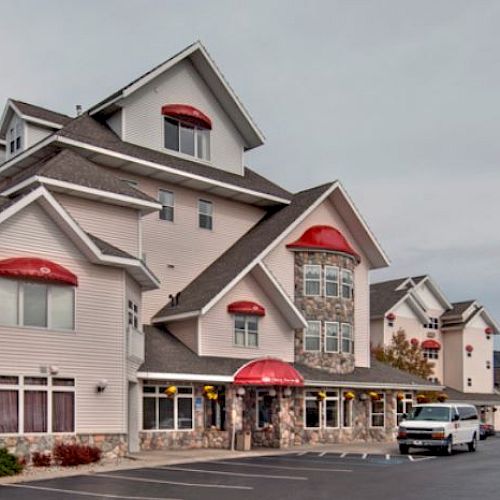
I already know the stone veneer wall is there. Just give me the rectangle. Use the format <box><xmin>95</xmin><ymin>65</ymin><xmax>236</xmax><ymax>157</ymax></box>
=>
<box><xmin>0</xmin><ymin>434</ymin><xmax>128</xmax><ymax>462</ymax></box>
<box><xmin>294</xmin><ymin>251</ymin><xmax>356</xmax><ymax>374</ymax></box>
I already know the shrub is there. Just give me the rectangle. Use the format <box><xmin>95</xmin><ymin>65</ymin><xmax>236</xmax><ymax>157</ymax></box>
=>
<box><xmin>0</xmin><ymin>448</ymin><xmax>23</xmax><ymax>477</ymax></box>
<box><xmin>32</xmin><ymin>451</ymin><xmax>52</xmax><ymax>467</ymax></box>
<box><xmin>53</xmin><ymin>443</ymin><xmax>102</xmax><ymax>467</ymax></box>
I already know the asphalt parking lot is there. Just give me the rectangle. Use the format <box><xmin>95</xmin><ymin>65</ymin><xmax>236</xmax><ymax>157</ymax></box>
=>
<box><xmin>2</xmin><ymin>438</ymin><xmax>500</xmax><ymax>500</ymax></box>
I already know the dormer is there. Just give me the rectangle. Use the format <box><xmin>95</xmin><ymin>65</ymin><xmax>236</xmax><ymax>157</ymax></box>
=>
<box><xmin>90</xmin><ymin>42</ymin><xmax>264</xmax><ymax>176</ymax></box>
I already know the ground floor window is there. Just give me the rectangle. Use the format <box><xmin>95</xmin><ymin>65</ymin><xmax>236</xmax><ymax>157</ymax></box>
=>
<box><xmin>342</xmin><ymin>393</ymin><xmax>353</xmax><ymax>428</ymax></box>
<box><xmin>370</xmin><ymin>394</ymin><xmax>385</xmax><ymax>427</ymax></box>
<box><xmin>396</xmin><ymin>393</ymin><xmax>413</xmax><ymax>425</ymax></box>
<box><xmin>142</xmin><ymin>384</ymin><xmax>193</xmax><ymax>431</ymax></box>
<box><xmin>0</xmin><ymin>375</ymin><xmax>75</xmax><ymax>434</ymax></box>
<box><xmin>204</xmin><ymin>386</ymin><xmax>226</xmax><ymax>430</ymax></box>
<box><xmin>305</xmin><ymin>389</ymin><xmax>339</xmax><ymax>429</ymax></box>
<box><xmin>256</xmin><ymin>389</ymin><xmax>274</xmax><ymax>429</ymax></box>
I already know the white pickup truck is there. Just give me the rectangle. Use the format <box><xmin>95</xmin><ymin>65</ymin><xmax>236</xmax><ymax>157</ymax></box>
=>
<box><xmin>397</xmin><ymin>403</ymin><xmax>480</xmax><ymax>455</ymax></box>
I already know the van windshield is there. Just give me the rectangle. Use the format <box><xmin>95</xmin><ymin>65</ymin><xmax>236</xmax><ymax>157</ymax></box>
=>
<box><xmin>407</xmin><ymin>406</ymin><xmax>451</xmax><ymax>422</ymax></box>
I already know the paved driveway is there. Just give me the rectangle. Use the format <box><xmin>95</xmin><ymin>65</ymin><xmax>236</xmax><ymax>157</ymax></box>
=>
<box><xmin>1</xmin><ymin>439</ymin><xmax>499</xmax><ymax>499</ymax></box>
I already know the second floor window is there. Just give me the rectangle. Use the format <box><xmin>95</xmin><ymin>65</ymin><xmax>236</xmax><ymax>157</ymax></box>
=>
<box><xmin>325</xmin><ymin>322</ymin><xmax>339</xmax><ymax>352</ymax></box>
<box><xmin>341</xmin><ymin>269</ymin><xmax>353</xmax><ymax>299</ymax></box>
<box><xmin>324</xmin><ymin>266</ymin><xmax>339</xmax><ymax>297</ymax></box>
<box><xmin>341</xmin><ymin>323</ymin><xmax>354</xmax><ymax>354</ymax></box>
<box><xmin>0</xmin><ymin>278</ymin><xmax>74</xmax><ymax>330</ymax></box>
<box><xmin>234</xmin><ymin>315</ymin><xmax>258</xmax><ymax>347</ymax></box>
<box><xmin>158</xmin><ymin>190</ymin><xmax>174</xmax><ymax>222</ymax></box>
<box><xmin>423</xmin><ymin>348</ymin><xmax>438</xmax><ymax>360</ymax></box>
<box><xmin>128</xmin><ymin>300</ymin><xmax>139</xmax><ymax>330</ymax></box>
<box><xmin>198</xmin><ymin>200</ymin><xmax>213</xmax><ymax>230</ymax></box>
<box><xmin>164</xmin><ymin>117</ymin><xmax>210</xmax><ymax>160</ymax></box>
<box><xmin>304</xmin><ymin>265</ymin><xmax>321</xmax><ymax>296</ymax></box>
<box><xmin>305</xmin><ymin>321</ymin><xmax>321</xmax><ymax>351</ymax></box>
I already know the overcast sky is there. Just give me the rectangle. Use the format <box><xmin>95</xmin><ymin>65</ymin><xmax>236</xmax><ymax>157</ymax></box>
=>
<box><xmin>1</xmin><ymin>0</ymin><xmax>499</xmax><ymax>343</ymax></box>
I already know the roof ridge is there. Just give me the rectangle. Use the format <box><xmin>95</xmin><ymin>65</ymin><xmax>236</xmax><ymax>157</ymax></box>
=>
<box><xmin>11</xmin><ymin>99</ymin><xmax>73</xmax><ymax>120</ymax></box>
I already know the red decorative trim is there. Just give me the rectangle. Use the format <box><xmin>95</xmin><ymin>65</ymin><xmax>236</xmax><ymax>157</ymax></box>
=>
<box><xmin>485</xmin><ymin>327</ymin><xmax>493</xmax><ymax>335</ymax></box>
<box><xmin>386</xmin><ymin>312</ymin><xmax>396</xmax><ymax>321</ymax></box>
<box><xmin>0</xmin><ymin>257</ymin><xmax>78</xmax><ymax>286</ymax></box>
<box><xmin>234</xmin><ymin>358</ymin><xmax>304</xmax><ymax>386</ymax></box>
<box><xmin>286</xmin><ymin>225</ymin><xmax>360</xmax><ymax>262</ymax></box>
<box><xmin>227</xmin><ymin>301</ymin><xmax>265</xmax><ymax>316</ymax></box>
<box><xmin>465</xmin><ymin>344</ymin><xmax>474</xmax><ymax>353</ymax></box>
<box><xmin>161</xmin><ymin>104</ymin><xmax>212</xmax><ymax>129</ymax></box>
<box><xmin>410</xmin><ymin>338</ymin><xmax>419</xmax><ymax>346</ymax></box>
<box><xmin>421</xmin><ymin>339</ymin><xmax>441</xmax><ymax>350</ymax></box>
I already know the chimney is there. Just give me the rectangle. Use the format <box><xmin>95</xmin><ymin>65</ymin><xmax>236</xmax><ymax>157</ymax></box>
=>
<box><xmin>75</xmin><ymin>105</ymin><xmax>82</xmax><ymax>116</ymax></box>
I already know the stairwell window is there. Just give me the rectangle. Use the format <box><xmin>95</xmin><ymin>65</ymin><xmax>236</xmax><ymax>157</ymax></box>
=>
<box><xmin>158</xmin><ymin>190</ymin><xmax>174</xmax><ymax>222</ymax></box>
<box><xmin>324</xmin><ymin>266</ymin><xmax>339</xmax><ymax>297</ymax></box>
<box><xmin>305</xmin><ymin>321</ymin><xmax>321</xmax><ymax>351</ymax></box>
<box><xmin>304</xmin><ymin>265</ymin><xmax>321</xmax><ymax>296</ymax></box>
<box><xmin>198</xmin><ymin>200</ymin><xmax>213</xmax><ymax>230</ymax></box>
<box><xmin>164</xmin><ymin>117</ymin><xmax>210</xmax><ymax>160</ymax></box>
<box><xmin>234</xmin><ymin>315</ymin><xmax>259</xmax><ymax>347</ymax></box>
<box><xmin>341</xmin><ymin>269</ymin><xmax>354</xmax><ymax>299</ymax></box>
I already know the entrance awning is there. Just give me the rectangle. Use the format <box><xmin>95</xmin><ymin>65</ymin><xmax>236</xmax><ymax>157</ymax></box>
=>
<box><xmin>234</xmin><ymin>358</ymin><xmax>304</xmax><ymax>386</ymax></box>
<box><xmin>0</xmin><ymin>257</ymin><xmax>78</xmax><ymax>286</ymax></box>
<box><xmin>421</xmin><ymin>339</ymin><xmax>441</xmax><ymax>350</ymax></box>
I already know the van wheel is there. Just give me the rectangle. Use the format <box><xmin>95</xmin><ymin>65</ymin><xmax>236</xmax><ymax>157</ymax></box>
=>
<box><xmin>468</xmin><ymin>434</ymin><xmax>477</xmax><ymax>452</ymax></box>
<box><xmin>399</xmin><ymin>444</ymin><xmax>409</xmax><ymax>455</ymax></box>
<box><xmin>442</xmin><ymin>437</ymin><xmax>453</xmax><ymax>456</ymax></box>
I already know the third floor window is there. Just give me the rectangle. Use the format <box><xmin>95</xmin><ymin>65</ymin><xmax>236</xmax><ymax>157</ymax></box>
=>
<box><xmin>164</xmin><ymin>117</ymin><xmax>210</xmax><ymax>161</ymax></box>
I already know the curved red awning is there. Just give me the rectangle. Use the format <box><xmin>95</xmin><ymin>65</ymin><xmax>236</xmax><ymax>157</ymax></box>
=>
<box><xmin>421</xmin><ymin>339</ymin><xmax>441</xmax><ymax>350</ymax></box>
<box><xmin>227</xmin><ymin>301</ymin><xmax>265</xmax><ymax>316</ymax></box>
<box><xmin>234</xmin><ymin>358</ymin><xmax>304</xmax><ymax>386</ymax></box>
<box><xmin>161</xmin><ymin>104</ymin><xmax>212</xmax><ymax>129</ymax></box>
<box><xmin>0</xmin><ymin>257</ymin><xmax>78</xmax><ymax>286</ymax></box>
<box><xmin>286</xmin><ymin>225</ymin><xmax>360</xmax><ymax>262</ymax></box>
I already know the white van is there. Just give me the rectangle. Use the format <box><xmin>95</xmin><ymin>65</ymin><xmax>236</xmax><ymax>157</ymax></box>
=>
<box><xmin>397</xmin><ymin>403</ymin><xmax>480</xmax><ymax>455</ymax></box>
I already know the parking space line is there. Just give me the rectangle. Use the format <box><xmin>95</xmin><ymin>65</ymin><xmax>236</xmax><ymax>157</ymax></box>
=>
<box><xmin>296</xmin><ymin>451</ymin><xmax>307</xmax><ymax>456</ymax></box>
<box><xmin>97</xmin><ymin>473</ymin><xmax>252</xmax><ymax>490</ymax></box>
<box><xmin>211</xmin><ymin>460</ymin><xmax>352</xmax><ymax>473</ymax></box>
<box><xmin>157</xmin><ymin>466</ymin><xmax>308</xmax><ymax>481</ymax></box>
<box><xmin>340</xmin><ymin>452</ymin><xmax>347</xmax><ymax>458</ymax></box>
<box><xmin>318</xmin><ymin>452</ymin><xmax>326</xmax><ymax>457</ymax></box>
<box><xmin>408</xmin><ymin>455</ymin><xmax>436</xmax><ymax>462</ymax></box>
<box><xmin>0</xmin><ymin>484</ymin><xmax>182</xmax><ymax>500</ymax></box>
<box><xmin>385</xmin><ymin>454</ymin><xmax>390</xmax><ymax>460</ymax></box>
<box><xmin>362</xmin><ymin>453</ymin><xmax>367</xmax><ymax>459</ymax></box>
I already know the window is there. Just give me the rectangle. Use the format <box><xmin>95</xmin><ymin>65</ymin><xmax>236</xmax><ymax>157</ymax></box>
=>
<box><xmin>341</xmin><ymin>269</ymin><xmax>353</xmax><ymax>299</ymax></box>
<box><xmin>256</xmin><ymin>390</ymin><xmax>274</xmax><ymax>429</ymax></box>
<box><xmin>342</xmin><ymin>394</ymin><xmax>353</xmax><ymax>428</ymax></box>
<box><xmin>396</xmin><ymin>393</ymin><xmax>413</xmax><ymax>425</ymax></box>
<box><xmin>425</xmin><ymin>317</ymin><xmax>439</xmax><ymax>330</ymax></box>
<box><xmin>325</xmin><ymin>322</ymin><xmax>339</xmax><ymax>353</ymax></box>
<box><xmin>304</xmin><ymin>321</ymin><xmax>321</xmax><ymax>351</ymax></box>
<box><xmin>324</xmin><ymin>266</ymin><xmax>339</xmax><ymax>297</ymax></box>
<box><xmin>423</xmin><ymin>349</ymin><xmax>439</xmax><ymax>360</ymax></box>
<box><xmin>8</xmin><ymin>122</ymin><xmax>23</xmax><ymax>156</ymax></box>
<box><xmin>142</xmin><ymin>385</ymin><xmax>193</xmax><ymax>431</ymax></box>
<box><xmin>234</xmin><ymin>315</ymin><xmax>258</xmax><ymax>348</ymax></box>
<box><xmin>304</xmin><ymin>390</ymin><xmax>339</xmax><ymax>429</ymax></box>
<box><xmin>304</xmin><ymin>265</ymin><xmax>321</xmax><ymax>296</ymax></box>
<box><xmin>324</xmin><ymin>391</ymin><xmax>339</xmax><ymax>428</ymax></box>
<box><xmin>467</xmin><ymin>378</ymin><xmax>472</xmax><ymax>387</ymax></box>
<box><xmin>486</xmin><ymin>361</ymin><xmax>491</xmax><ymax>370</ymax></box>
<box><xmin>370</xmin><ymin>395</ymin><xmax>385</xmax><ymax>427</ymax></box>
<box><xmin>164</xmin><ymin>117</ymin><xmax>210</xmax><ymax>160</ymax></box>
<box><xmin>341</xmin><ymin>323</ymin><xmax>354</xmax><ymax>354</ymax></box>
<box><xmin>158</xmin><ymin>190</ymin><xmax>174</xmax><ymax>222</ymax></box>
<box><xmin>198</xmin><ymin>200</ymin><xmax>213</xmax><ymax>230</ymax></box>
<box><xmin>304</xmin><ymin>390</ymin><xmax>321</xmax><ymax>428</ymax></box>
<box><xmin>204</xmin><ymin>386</ymin><xmax>226</xmax><ymax>430</ymax></box>
<box><xmin>428</xmin><ymin>377</ymin><xmax>440</xmax><ymax>384</ymax></box>
<box><xmin>0</xmin><ymin>278</ymin><xmax>75</xmax><ymax>330</ymax></box>
<box><xmin>128</xmin><ymin>300</ymin><xmax>139</xmax><ymax>330</ymax></box>
<box><xmin>0</xmin><ymin>376</ymin><xmax>75</xmax><ymax>434</ymax></box>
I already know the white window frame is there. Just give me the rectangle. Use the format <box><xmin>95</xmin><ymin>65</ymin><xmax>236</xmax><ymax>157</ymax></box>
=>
<box><xmin>304</xmin><ymin>390</ymin><xmax>322</xmax><ymax>429</ymax></box>
<box><xmin>423</xmin><ymin>348</ymin><xmax>439</xmax><ymax>360</ymax></box>
<box><xmin>163</xmin><ymin>116</ymin><xmax>211</xmax><ymax>161</ymax></box>
<box><xmin>0</xmin><ymin>278</ymin><xmax>75</xmax><ymax>331</ymax></box>
<box><xmin>341</xmin><ymin>323</ymin><xmax>354</xmax><ymax>354</ymax></box>
<box><xmin>233</xmin><ymin>314</ymin><xmax>259</xmax><ymax>348</ymax></box>
<box><xmin>304</xmin><ymin>389</ymin><xmax>339</xmax><ymax>429</ymax></box>
<box><xmin>158</xmin><ymin>189</ymin><xmax>174</xmax><ymax>222</ymax></box>
<box><xmin>323</xmin><ymin>390</ymin><xmax>340</xmax><ymax>429</ymax></box>
<box><xmin>324</xmin><ymin>265</ymin><xmax>339</xmax><ymax>297</ymax></box>
<box><xmin>8</xmin><ymin>120</ymin><xmax>23</xmax><ymax>156</ymax></box>
<box><xmin>304</xmin><ymin>321</ymin><xmax>321</xmax><ymax>352</ymax></box>
<box><xmin>341</xmin><ymin>269</ymin><xmax>354</xmax><ymax>299</ymax></box>
<box><xmin>324</xmin><ymin>321</ymin><xmax>340</xmax><ymax>353</ymax></box>
<box><xmin>256</xmin><ymin>389</ymin><xmax>274</xmax><ymax>429</ymax></box>
<box><xmin>303</xmin><ymin>264</ymin><xmax>321</xmax><ymax>297</ymax></box>
<box><xmin>396</xmin><ymin>392</ymin><xmax>413</xmax><ymax>425</ymax></box>
<box><xmin>198</xmin><ymin>199</ymin><xmax>214</xmax><ymax>230</ymax></box>
<box><xmin>0</xmin><ymin>375</ymin><xmax>75</xmax><ymax>436</ymax></box>
<box><xmin>341</xmin><ymin>393</ymin><xmax>353</xmax><ymax>428</ymax></box>
<box><xmin>142</xmin><ymin>384</ymin><xmax>194</xmax><ymax>432</ymax></box>
<box><xmin>128</xmin><ymin>299</ymin><xmax>140</xmax><ymax>331</ymax></box>
<box><xmin>370</xmin><ymin>394</ymin><xmax>386</xmax><ymax>428</ymax></box>
<box><xmin>425</xmin><ymin>317</ymin><xmax>439</xmax><ymax>330</ymax></box>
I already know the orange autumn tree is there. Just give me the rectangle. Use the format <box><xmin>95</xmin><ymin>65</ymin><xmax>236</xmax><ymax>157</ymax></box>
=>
<box><xmin>372</xmin><ymin>329</ymin><xmax>434</xmax><ymax>379</ymax></box>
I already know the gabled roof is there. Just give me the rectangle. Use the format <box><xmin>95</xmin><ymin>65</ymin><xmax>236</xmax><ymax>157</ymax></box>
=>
<box><xmin>89</xmin><ymin>41</ymin><xmax>264</xmax><ymax>150</ymax></box>
<box><xmin>441</xmin><ymin>300</ymin><xmax>476</xmax><ymax>321</ymax></box>
<box><xmin>412</xmin><ymin>275</ymin><xmax>452</xmax><ymax>310</ymax></box>
<box><xmin>1</xmin><ymin>149</ymin><xmax>161</xmax><ymax>214</ymax></box>
<box><xmin>444</xmin><ymin>386</ymin><xmax>500</xmax><ymax>405</ymax></box>
<box><xmin>154</xmin><ymin>181</ymin><xmax>389</xmax><ymax>323</ymax></box>
<box><xmin>370</xmin><ymin>278</ymin><xmax>410</xmax><ymax>318</ymax></box>
<box><xmin>0</xmin><ymin>185</ymin><xmax>159</xmax><ymax>290</ymax></box>
<box><xmin>441</xmin><ymin>302</ymin><xmax>500</xmax><ymax>334</ymax></box>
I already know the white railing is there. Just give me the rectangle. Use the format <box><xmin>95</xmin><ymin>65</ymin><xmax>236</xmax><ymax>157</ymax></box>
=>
<box><xmin>127</xmin><ymin>326</ymin><xmax>145</xmax><ymax>363</ymax></box>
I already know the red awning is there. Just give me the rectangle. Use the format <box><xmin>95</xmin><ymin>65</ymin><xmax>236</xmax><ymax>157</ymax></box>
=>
<box><xmin>0</xmin><ymin>257</ymin><xmax>78</xmax><ymax>286</ymax></box>
<box><xmin>286</xmin><ymin>225</ymin><xmax>360</xmax><ymax>262</ymax></box>
<box><xmin>161</xmin><ymin>104</ymin><xmax>212</xmax><ymax>129</ymax></box>
<box><xmin>421</xmin><ymin>339</ymin><xmax>441</xmax><ymax>350</ymax></box>
<box><xmin>234</xmin><ymin>358</ymin><xmax>304</xmax><ymax>386</ymax></box>
<box><xmin>227</xmin><ymin>301</ymin><xmax>265</xmax><ymax>316</ymax></box>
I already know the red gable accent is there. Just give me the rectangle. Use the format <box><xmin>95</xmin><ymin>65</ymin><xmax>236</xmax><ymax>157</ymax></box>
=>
<box><xmin>465</xmin><ymin>344</ymin><xmax>474</xmax><ymax>353</ymax></box>
<box><xmin>227</xmin><ymin>301</ymin><xmax>265</xmax><ymax>316</ymax></box>
<box><xmin>386</xmin><ymin>313</ymin><xmax>396</xmax><ymax>321</ymax></box>
<box><xmin>485</xmin><ymin>327</ymin><xmax>493</xmax><ymax>335</ymax></box>
<box><xmin>421</xmin><ymin>339</ymin><xmax>441</xmax><ymax>350</ymax></box>
<box><xmin>234</xmin><ymin>358</ymin><xmax>304</xmax><ymax>386</ymax></box>
<box><xmin>0</xmin><ymin>258</ymin><xmax>78</xmax><ymax>286</ymax></box>
<box><xmin>161</xmin><ymin>104</ymin><xmax>212</xmax><ymax>129</ymax></box>
<box><xmin>286</xmin><ymin>225</ymin><xmax>360</xmax><ymax>262</ymax></box>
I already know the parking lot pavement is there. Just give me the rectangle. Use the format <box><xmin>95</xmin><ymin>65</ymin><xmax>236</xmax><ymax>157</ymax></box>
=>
<box><xmin>1</xmin><ymin>439</ymin><xmax>500</xmax><ymax>500</ymax></box>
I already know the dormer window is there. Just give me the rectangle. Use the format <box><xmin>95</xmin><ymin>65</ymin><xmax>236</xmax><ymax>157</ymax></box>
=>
<box><xmin>8</xmin><ymin>122</ymin><xmax>23</xmax><ymax>155</ymax></box>
<box><xmin>162</xmin><ymin>104</ymin><xmax>211</xmax><ymax>161</ymax></box>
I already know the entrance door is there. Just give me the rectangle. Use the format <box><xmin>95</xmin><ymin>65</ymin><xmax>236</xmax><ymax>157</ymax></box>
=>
<box><xmin>128</xmin><ymin>382</ymin><xmax>140</xmax><ymax>453</ymax></box>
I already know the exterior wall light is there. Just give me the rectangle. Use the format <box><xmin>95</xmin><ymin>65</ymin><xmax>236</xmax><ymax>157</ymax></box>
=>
<box><xmin>269</xmin><ymin>388</ymin><xmax>277</xmax><ymax>397</ymax></box>
<box><xmin>96</xmin><ymin>379</ymin><xmax>108</xmax><ymax>393</ymax></box>
<box><xmin>283</xmin><ymin>387</ymin><xmax>292</xmax><ymax>397</ymax></box>
<box><xmin>49</xmin><ymin>365</ymin><xmax>59</xmax><ymax>375</ymax></box>
<box><xmin>236</xmin><ymin>387</ymin><xmax>246</xmax><ymax>397</ymax></box>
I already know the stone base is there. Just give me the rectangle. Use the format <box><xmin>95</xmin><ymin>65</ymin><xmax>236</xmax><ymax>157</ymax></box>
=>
<box><xmin>0</xmin><ymin>433</ymin><xmax>128</xmax><ymax>462</ymax></box>
<box><xmin>140</xmin><ymin>430</ymin><xmax>231</xmax><ymax>451</ymax></box>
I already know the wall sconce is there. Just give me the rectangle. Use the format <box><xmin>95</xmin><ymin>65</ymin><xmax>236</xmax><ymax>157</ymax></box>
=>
<box><xmin>49</xmin><ymin>365</ymin><xmax>59</xmax><ymax>375</ymax></box>
<box><xmin>96</xmin><ymin>379</ymin><xmax>108</xmax><ymax>393</ymax></box>
<box><xmin>358</xmin><ymin>393</ymin><xmax>368</xmax><ymax>401</ymax></box>
<box><xmin>236</xmin><ymin>387</ymin><xmax>246</xmax><ymax>397</ymax></box>
<box><xmin>283</xmin><ymin>387</ymin><xmax>292</xmax><ymax>398</ymax></box>
<box><xmin>269</xmin><ymin>388</ymin><xmax>277</xmax><ymax>397</ymax></box>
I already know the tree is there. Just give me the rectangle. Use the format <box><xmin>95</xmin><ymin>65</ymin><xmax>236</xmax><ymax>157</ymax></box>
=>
<box><xmin>372</xmin><ymin>329</ymin><xmax>434</xmax><ymax>379</ymax></box>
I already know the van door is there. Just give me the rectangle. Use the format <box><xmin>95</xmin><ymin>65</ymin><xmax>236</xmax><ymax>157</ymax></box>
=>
<box><xmin>453</xmin><ymin>406</ymin><xmax>465</xmax><ymax>443</ymax></box>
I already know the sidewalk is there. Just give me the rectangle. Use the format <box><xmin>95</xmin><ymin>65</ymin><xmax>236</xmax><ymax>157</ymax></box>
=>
<box><xmin>0</xmin><ymin>441</ymin><xmax>399</xmax><ymax>485</ymax></box>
